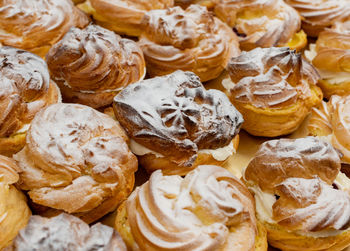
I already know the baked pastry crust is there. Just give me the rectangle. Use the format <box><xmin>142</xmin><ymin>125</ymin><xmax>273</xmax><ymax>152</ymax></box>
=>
<box><xmin>116</xmin><ymin>165</ymin><xmax>267</xmax><ymax>251</ymax></box>
<box><xmin>304</xmin><ymin>21</ymin><xmax>350</xmax><ymax>98</ymax></box>
<box><xmin>244</xmin><ymin>137</ymin><xmax>350</xmax><ymax>251</ymax></box>
<box><xmin>308</xmin><ymin>95</ymin><xmax>350</xmax><ymax>164</ymax></box>
<box><xmin>214</xmin><ymin>0</ymin><xmax>306</xmax><ymax>51</ymax></box>
<box><xmin>78</xmin><ymin>0</ymin><xmax>174</xmax><ymax>36</ymax></box>
<box><xmin>225</xmin><ymin>47</ymin><xmax>322</xmax><ymax>137</ymax></box>
<box><xmin>0</xmin><ymin>47</ymin><xmax>61</xmax><ymax>157</ymax></box>
<box><xmin>138</xmin><ymin>5</ymin><xmax>240</xmax><ymax>82</ymax></box>
<box><xmin>14</xmin><ymin>103</ymin><xmax>137</xmax><ymax>223</ymax></box>
<box><xmin>0</xmin><ymin>0</ymin><xmax>89</xmax><ymax>58</ymax></box>
<box><xmin>285</xmin><ymin>0</ymin><xmax>350</xmax><ymax>37</ymax></box>
<box><xmin>174</xmin><ymin>0</ymin><xmax>215</xmax><ymax>9</ymax></box>
<box><xmin>46</xmin><ymin>24</ymin><xmax>145</xmax><ymax>108</ymax></box>
<box><xmin>6</xmin><ymin>214</ymin><xmax>126</xmax><ymax>251</ymax></box>
<box><xmin>113</xmin><ymin>71</ymin><xmax>243</xmax><ymax>175</ymax></box>
<box><xmin>0</xmin><ymin>155</ymin><xmax>31</xmax><ymax>250</ymax></box>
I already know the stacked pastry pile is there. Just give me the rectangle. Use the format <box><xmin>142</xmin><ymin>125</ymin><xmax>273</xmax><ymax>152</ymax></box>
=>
<box><xmin>1</xmin><ymin>0</ymin><xmax>350</xmax><ymax>250</ymax></box>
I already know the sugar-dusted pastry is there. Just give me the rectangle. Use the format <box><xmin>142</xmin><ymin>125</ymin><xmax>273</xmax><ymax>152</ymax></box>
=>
<box><xmin>222</xmin><ymin>47</ymin><xmax>322</xmax><ymax>137</ymax></box>
<box><xmin>304</xmin><ymin>21</ymin><xmax>350</xmax><ymax>98</ymax></box>
<box><xmin>46</xmin><ymin>24</ymin><xmax>145</xmax><ymax>109</ymax></box>
<box><xmin>0</xmin><ymin>47</ymin><xmax>61</xmax><ymax>157</ymax></box>
<box><xmin>113</xmin><ymin>71</ymin><xmax>243</xmax><ymax>175</ymax></box>
<box><xmin>138</xmin><ymin>5</ymin><xmax>240</xmax><ymax>82</ymax></box>
<box><xmin>116</xmin><ymin>165</ymin><xmax>267</xmax><ymax>251</ymax></box>
<box><xmin>308</xmin><ymin>95</ymin><xmax>350</xmax><ymax>165</ymax></box>
<box><xmin>0</xmin><ymin>0</ymin><xmax>89</xmax><ymax>58</ymax></box>
<box><xmin>6</xmin><ymin>214</ymin><xmax>126</xmax><ymax>251</ymax></box>
<box><xmin>0</xmin><ymin>155</ymin><xmax>31</xmax><ymax>250</ymax></box>
<box><xmin>284</xmin><ymin>0</ymin><xmax>350</xmax><ymax>37</ymax></box>
<box><xmin>78</xmin><ymin>0</ymin><xmax>173</xmax><ymax>37</ymax></box>
<box><xmin>13</xmin><ymin>103</ymin><xmax>138</xmax><ymax>223</ymax></box>
<box><xmin>214</xmin><ymin>0</ymin><xmax>307</xmax><ymax>51</ymax></box>
<box><xmin>244</xmin><ymin>137</ymin><xmax>350</xmax><ymax>251</ymax></box>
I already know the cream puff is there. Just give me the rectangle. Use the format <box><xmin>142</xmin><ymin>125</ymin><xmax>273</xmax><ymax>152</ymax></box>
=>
<box><xmin>222</xmin><ymin>47</ymin><xmax>322</xmax><ymax>137</ymax></box>
<box><xmin>115</xmin><ymin>165</ymin><xmax>267</xmax><ymax>251</ymax></box>
<box><xmin>0</xmin><ymin>0</ymin><xmax>89</xmax><ymax>58</ymax></box>
<box><xmin>13</xmin><ymin>103</ymin><xmax>138</xmax><ymax>223</ymax></box>
<box><xmin>304</xmin><ymin>21</ymin><xmax>350</xmax><ymax>98</ymax></box>
<box><xmin>214</xmin><ymin>0</ymin><xmax>307</xmax><ymax>51</ymax></box>
<box><xmin>284</xmin><ymin>0</ymin><xmax>350</xmax><ymax>37</ymax></box>
<box><xmin>0</xmin><ymin>46</ymin><xmax>61</xmax><ymax>157</ymax></box>
<box><xmin>7</xmin><ymin>213</ymin><xmax>126</xmax><ymax>250</ymax></box>
<box><xmin>113</xmin><ymin>70</ymin><xmax>243</xmax><ymax>175</ymax></box>
<box><xmin>46</xmin><ymin>24</ymin><xmax>145</xmax><ymax>109</ymax></box>
<box><xmin>137</xmin><ymin>5</ymin><xmax>240</xmax><ymax>82</ymax></box>
<box><xmin>243</xmin><ymin>137</ymin><xmax>350</xmax><ymax>251</ymax></box>
<box><xmin>78</xmin><ymin>0</ymin><xmax>174</xmax><ymax>36</ymax></box>
<box><xmin>0</xmin><ymin>155</ymin><xmax>31</xmax><ymax>250</ymax></box>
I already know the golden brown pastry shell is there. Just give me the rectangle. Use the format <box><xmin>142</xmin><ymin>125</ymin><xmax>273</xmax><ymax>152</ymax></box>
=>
<box><xmin>262</xmin><ymin>220</ymin><xmax>350</xmax><ymax>251</ymax></box>
<box><xmin>137</xmin><ymin>135</ymin><xmax>239</xmax><ymax>176</ymax></box>
<box><xmin>228</xmin><ymin>85</ymin><xmax>322</xmax><ymax>137</ymax></box>
<box><xmin>317</xmin><ymin>79</ymin><xmax>350</xmax><ymax>99</ymax></box>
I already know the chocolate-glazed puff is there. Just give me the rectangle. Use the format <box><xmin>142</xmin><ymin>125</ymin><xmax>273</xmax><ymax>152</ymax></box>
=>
<box><xmin>113</xmin><ymin>71</ymin><xmax>243</xmax><ymax>175</ymax></box>
<box><xmin>13</xmin><ymin>103</ymin><xmax>138</xmax><ymax>224</ymax></box>
<box><xmin>115</xmin><ymin>165</ymin><xmax>268</xmax><ymax>251</ymax></box>
<box><xmin>222</xmin><ymin>47</ymin><xmax>322</xmax><ymax>137</ymax></box>
<box><xmin>46</xmin><ymin>24</ymin><xmax>145</xmax><ymax>109</ymax></box>
<box><xmin>0</xmin><ymin>46</ymin><xmax>61</xmax><ymax>157</ymax></box>
<box><xmin>304</xmin><ymin>21</ymin><xmax>350</xmax><ymax>98</ymax></box>
<box><xmin>285</xmin><ymin>0</ymin><xmax>350</xmax><ymax>37</ymax></box>
<box><xmin>137</xmin><ymin>5</ymin><xmax>240</xmax><ymax>82</ymax></box>
<box><xmin>0</xmin><ymin>0</ymin><xmax>89</xmax><ymax>58</ymax></box>
<box><xmin>6</xmin><ymin>214</ymin><xmax>126</xmax><ymax>251</ymax></box>
<box><xmin>0</xmin><ymin>155</ymin><xmax>31</xmax><ymax>250</ymax></box>
<box><xmin>243</xmin><ymin>137</ymin><xmax>350</xmax><ymax>251</ymax></box>
<box><xmin>214</xmin><ymin>0</ymin><xmax>307</xmax><ymax>51</ymax></box>
<box><xmin>78</xmin><ymin>0</ymin><xmax>174</xmax><ymax>37</ymax></box>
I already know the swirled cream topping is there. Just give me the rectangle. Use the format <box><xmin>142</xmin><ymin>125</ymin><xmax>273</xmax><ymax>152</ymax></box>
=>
<box><xmin>226</xmin><ymin>47</ymin><xmax>319</xmax><ymax>109</ymax></box>
<box><xmin>138</xmin><ymin>5</ymin><xmax>240</xmax><ymax>82</ymax></box>
<box><xmin>126</xmin><ymin>165</ymin><xmax>256</xmax><ymax>251</ymax></box>
<box><xmin>0</xmin><ymin>0</ymin><xmax>88</xmax><ymax>56</ymax></box>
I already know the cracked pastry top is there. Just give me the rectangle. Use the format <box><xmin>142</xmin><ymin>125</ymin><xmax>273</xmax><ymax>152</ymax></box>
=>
<box><xmin>137</xmin><ymin>5</ymin><xmax>240</xmax><ymax>82</ymax></box>
<box><xmin>13</xmin><ymin>103</ymin><xmax>138</xmax><ymax>224</ymax></box>
<box><xmin>113</xmin><ymin>71</ymin><xmax>243</xmax><ymax>175</ymax></box>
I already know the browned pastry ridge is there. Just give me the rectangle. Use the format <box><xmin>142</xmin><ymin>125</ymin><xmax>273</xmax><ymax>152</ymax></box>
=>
<box><xmin>0</xmin><ymin>155</ymin><xmax>31</xmax><ymax>250</ymax></box>
<box><xmin>13</xmin><ymin>103</ymin><xmax>138</xmax><ymax>224</ymax></box>
<box><xmin>224</xmin><ymin>47</ymin><xmax>322</xmax><ymax>137</ymax></box>
<box><xmin>115</xmin><ymin>165</ymin><xmax>267</xmax><ymax>251</ymax></box>
<box><xmin>78</xmin><ymin>0</ymin><xmax>174</xmax><ymax>36</ymax></box>
<box><xmin>0</xmin><ymin>46</ymin><xmax>61</xmax><ymax>157</ymax></box>
<box><xmin>46</xmin><ymin>24</ymin><xmax>145</xmax><ymax>109</ymax></box>
<box><xmin>0</xmin><ymin>0</ymin><xmax>89</xmax><ymax>58</ymax></box>
<box><xmin>174</xmin><ymin>0</ymin><xmax>216</xmax><ymax>9</ymax></box>
<box><xmin>214</xmin><ymin>0</ymin><xmax>306</xmax><ymax>51</ymax></box>
<box><xmin>304</xmin><ymin>21</ymin><xmax>350</xmax><ymax>98</ymax></box>
<box><xmin>285</xmin><ymin>0</ymin><xmax>350</xmax><ymax>37</ymax></box>
<box><xmin>244</xmin><ymin>137</ymin><xmax>350</xmax><ymax>251</ymax></box>
<box><xmin>6</xmin><ymin>214</ymin><xmax>126</xmax><ymax>251</ymax></box>
<box><xmin>308</xmin><ymin>95</ymin><xmax>350</xmax><ymax>164</ymax></box>
<box><xmin>113</xmin><ymin>71</ymin><xmax>243</xmax><ymax>175</ymax></box>
<box><xmin>138</xmin><ymin>5</ymin><xmax>240</xmax><ymax>82</ymax></box>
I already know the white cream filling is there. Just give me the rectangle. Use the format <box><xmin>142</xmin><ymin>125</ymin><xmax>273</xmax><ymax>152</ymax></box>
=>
<box><xmin>251</xmin><ymin>172</ymin><xmax>350</xmax><ymax>237</ymax></box>
<box><xmin>14</xmin><ymin>124</ymin><xmax>30</xmax><ymax>135</ymax></box>
<box><xmin>221</xmin><ymin>76</ymin><xmax>236</xmax><ymax>92</ymax></box>
<box><xmin>305</xmin><ymin>44</ymin><xmax>350</xmax><ymax>85</ymax></box>
<box><xmin>129</xmin><ymin>140</ymin><xmax>235</xmax><ymax>161</ymax></box>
